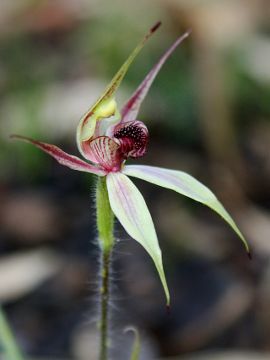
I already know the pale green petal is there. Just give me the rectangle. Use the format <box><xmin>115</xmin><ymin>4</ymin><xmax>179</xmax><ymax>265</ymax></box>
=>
<box><xmin>106</xmin><ymin>172</ymin><xmax>170</xmax><ymax>305</ymax></box>
<box><xmin>123</xmin><ymin>165</ymin><xmax>250</xmax><ymax>254</ymax></box>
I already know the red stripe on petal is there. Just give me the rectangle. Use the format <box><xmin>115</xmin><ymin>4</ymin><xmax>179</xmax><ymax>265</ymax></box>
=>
<box><xmin>11</xmin><ymin>135</ymin><xmax>105</xmax><ymax>175</ymax></box>
<box><xmin>121</xmin><ymin>31</ymin><xmax>191</xmax><ymax>123</ymax></box>
<box><xmin>89</xmin><ymin>136</ymin><xmax>121</xmax><ymax>172</ymax></box>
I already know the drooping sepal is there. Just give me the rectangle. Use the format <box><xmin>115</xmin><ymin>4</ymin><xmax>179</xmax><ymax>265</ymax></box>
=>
<box><xmin>106</xmin><ymin>172</ymin><xmax>170</xmax><ymax>305</ymax></box>
<box><xmin>11</xmin><ymin>135</ymin><xmax>106</xmax><ymax>175</ymax></box>
<box><xmin>76</xmin><ymin>22</ymin><xmax>161</xmax><ymax>160</ymax></box>
<box><xmin>123</xmin><ymin>165</ymin><xmax>250</xmax><ymax>254</ymax></box>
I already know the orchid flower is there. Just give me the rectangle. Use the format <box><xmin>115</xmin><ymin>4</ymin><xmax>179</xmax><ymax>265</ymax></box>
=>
<box><xmin>12</xmin><ymin>23</ymin><xmax>250</xmax><ymax>306</ymax></box>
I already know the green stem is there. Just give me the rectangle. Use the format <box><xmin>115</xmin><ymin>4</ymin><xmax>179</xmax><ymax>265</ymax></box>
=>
<box><xmin>0</xmin><ymin>306</ymin><xmax>25</xmax><ymax>360</ymax></box>
<box><xmin>99</xmin><ymin>249</ymin><xmax>112</xmax><ymax>360</ymax></box>
<box><xmin>96</xmin><ymin>176</ymin><xmax>114</xmax><ymax>360</ymax></box>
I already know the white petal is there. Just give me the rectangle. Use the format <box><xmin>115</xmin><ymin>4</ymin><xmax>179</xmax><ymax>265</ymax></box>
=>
<box><xmin>106</xmin><ymin>172</ymin><xmax>170</xmax><ymax>304</ymax></box>
<box><xmin>123</xmin><ymin>165</ymin><xmax>250</xmax><ymax>253</ymax></box>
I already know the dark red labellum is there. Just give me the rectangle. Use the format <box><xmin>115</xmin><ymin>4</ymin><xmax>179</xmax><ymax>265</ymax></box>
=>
<box><xmin>114</xmin><ymin>120</ymin><xmax>149</xmax><ymax>159</ymax></box>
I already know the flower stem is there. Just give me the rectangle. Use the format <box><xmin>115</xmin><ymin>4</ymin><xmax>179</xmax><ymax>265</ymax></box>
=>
<box><xmin>96</xmin><ymin>176</ymin><xmax>114</xmax><ymax>360</ymax></box>
<box><xmin>99</xmin><ymin>249</ymin><xmax>112</xmax><ymax>360</ymax></box>
<box><xmin>0</xmin><ymin>306</ymin><xmax>25</xmax><ymax>360</ymax></box>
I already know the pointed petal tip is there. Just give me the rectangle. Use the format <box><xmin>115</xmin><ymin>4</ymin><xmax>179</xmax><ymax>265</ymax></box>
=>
<box><xmin>10</xmin><ymin>134</ymin><xmax>22</xmax><ymax>140</ymax></box>
<box><xmin>10</xmin><ymin>134</ymin><xmax>35</xmax><ymax>144</ymax></box>
<box><xmin>241</xmin><ymin>236</ymin><xmax>251</xmax><ymax>259</ymax></box>
<box><xmin>121</xmin><ymin>28</ymin><xmax>191</xmax><ymax>123</ymax></box>
<box><xmin>150</xmin><ymin>21</ymin><xmax>162</xmax><ymax>33</ymax></box>
<box><xmin>177</xmin><ymin>29</ymin><xmax>192</xmax><ymax>43</ymax></box>
<box><xmin>185</xmin><ymin>28</ymin><xmax>192</xmax><ymax>37</ymax></box>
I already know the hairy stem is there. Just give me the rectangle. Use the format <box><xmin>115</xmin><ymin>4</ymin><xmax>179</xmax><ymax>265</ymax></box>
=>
<box><xmin>0</xmin><ymin>306</ymin><xmax>25</xmax><ymax>360</ymax></box>
<box><xmin>99</xmin><ymin>249</ymin><xmax>112</xmax><ymax>360</ymax></box>
<box><xmin>96</xmin><ymin>176</ymin><xmax>114</xmax><ymax>360</ymax></box>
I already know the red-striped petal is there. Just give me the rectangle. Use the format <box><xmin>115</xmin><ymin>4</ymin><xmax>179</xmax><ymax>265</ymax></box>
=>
<box><xmin>88</xmin><ymin>136</ymin><xmax>121</xmax><ymax>172</ymax></box>
<box><xmin>120</xmin><ymin>31</ymin><xmax>191</xmax><ymax>123</ymax></box>
<box><xmin>11</xmin><ymin>135</ymin><xmax>105</xmax><ymax>175</ymax></box>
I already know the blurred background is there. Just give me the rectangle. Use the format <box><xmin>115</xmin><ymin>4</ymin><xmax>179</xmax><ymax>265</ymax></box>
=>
<box><xmin>0</xmin><ymin>0</ymin><xmax>270</xmax><ymax>359</ymax></box>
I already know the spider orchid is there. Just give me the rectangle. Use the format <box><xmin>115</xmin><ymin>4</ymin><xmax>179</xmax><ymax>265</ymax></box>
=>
<box><xmin>12</xmin><ymin>23</ymin><xmax>249</xmax><ymax>306</ymax></box>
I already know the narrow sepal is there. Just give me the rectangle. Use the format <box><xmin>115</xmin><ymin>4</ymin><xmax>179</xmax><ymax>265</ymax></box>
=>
<box><xmin>11</xmin><ymin>135</ymin><xmax>105</xmax><ymax>175</ymax></box>
<box><xmin>121</xmin><ymin>30</ymin><xmax>191</xmax><ymax>123</ymax></box>
<box><xmin>76</xmin><ymin>22</ymin><xmax>161</xmax><ymax>157</ymax></box>
<box><xmin>106</xmin><ymin>172</ymin><xmax>170</xmax><ymax>305</ymax></box>
<box><xmin>123</xmin><ymin>165</ymin><xmax>250</xmax><ymax>253</ymax></box>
